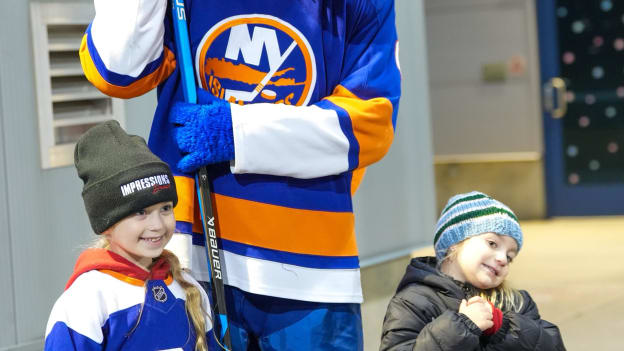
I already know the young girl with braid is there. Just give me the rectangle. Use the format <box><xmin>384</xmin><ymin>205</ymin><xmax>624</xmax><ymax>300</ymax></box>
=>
<box><xmin>380</xmin><ymin>191</ymin><xmax>566</xmax><ymax>351</ymax></box>
<box><xmin>45</xmin><ymin>120</ymin><xmax>214</xmax><ymax>350</ymax></box>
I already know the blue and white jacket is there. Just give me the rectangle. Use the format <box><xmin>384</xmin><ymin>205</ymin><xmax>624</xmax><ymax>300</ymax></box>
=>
<box><xmin>80</xmin><ymin>0</ymin><xmax>401</xmax><ymax>303</ymax></box>
<box><xmin>45</xmin><ymin>249</ymin><xmax>213</xmax><ymax>350</ymax></box>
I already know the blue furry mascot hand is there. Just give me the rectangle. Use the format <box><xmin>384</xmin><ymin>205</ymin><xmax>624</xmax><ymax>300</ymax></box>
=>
<box><xmin>170</xmin><ymin>88</ymin><xmax>234</xmax><ymax>173</ymax></box>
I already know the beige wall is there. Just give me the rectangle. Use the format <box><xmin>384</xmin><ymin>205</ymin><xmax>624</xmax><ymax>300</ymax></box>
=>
<box><xmin>425</xmin><ymin>0</ymin><xmax>546</xmax><ymax>219</ymax></box>
<box><xmin>435</xmin><ymin>160</ymin><xmax>547</xmax><ymax>219</ymax></box>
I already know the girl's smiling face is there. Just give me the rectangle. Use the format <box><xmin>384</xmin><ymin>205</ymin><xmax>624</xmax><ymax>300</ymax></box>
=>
<box><xmin>103</xmin><ymin>201</ymin><xmax>175</xmax><ymax>270</ymax></box>
<box><xmin>443</xmin><ymin>232</ymin><xmax>518</xmax><ymax>289</ymax></box>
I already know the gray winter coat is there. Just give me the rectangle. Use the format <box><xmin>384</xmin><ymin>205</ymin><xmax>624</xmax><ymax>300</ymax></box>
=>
<box><xmin>379</xmin><ymin>257</ymin><xmax>566</xmax><ymax>351</ymax></box>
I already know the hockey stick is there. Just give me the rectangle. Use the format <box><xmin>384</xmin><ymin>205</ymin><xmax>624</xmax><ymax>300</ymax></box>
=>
<box><xmin>170</xmin><ymin>1</ymin><xmax>232</xmax><ymax>349</ymax></box>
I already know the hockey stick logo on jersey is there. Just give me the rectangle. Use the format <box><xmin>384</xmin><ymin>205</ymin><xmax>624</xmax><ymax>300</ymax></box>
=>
<box><xmin>196</xmin><ymin>15</ymin><xmax>316</xmax><ymax>106</ymax></box>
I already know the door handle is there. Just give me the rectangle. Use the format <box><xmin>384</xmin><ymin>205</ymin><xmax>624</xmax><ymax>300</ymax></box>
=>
<box><xmin>543</xmin><ymin>77</ymin><xmax>567</xmax><ymax>118</ymax></box>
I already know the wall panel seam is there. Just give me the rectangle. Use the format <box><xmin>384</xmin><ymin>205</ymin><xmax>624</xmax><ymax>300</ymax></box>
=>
<box><xmin>0</xmin><ymin>66</ymin><xmax>18</xmax><ymax>346</ymax></box>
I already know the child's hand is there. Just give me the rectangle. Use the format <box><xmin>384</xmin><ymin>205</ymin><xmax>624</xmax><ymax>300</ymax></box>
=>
<box><xmin>459</xmin><ymin>296</ymin><xmax>494</xmax><ymax>331</ymax></box>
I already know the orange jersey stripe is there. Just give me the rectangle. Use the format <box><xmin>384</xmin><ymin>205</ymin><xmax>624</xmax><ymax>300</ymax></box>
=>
<box><xmin>350</xmin><ymin>168</ymin><xmax>366</xmax><ymax>195</ymax></box>
<box><xmin>174</xmin><ymin>186</ymin><xmax>358</xmax><ymax>256</ymax></box>
<box><xmin>172</xmin><ymin>175</ymin><xmax>217</xmax><ymax>235</ymax></box>
<box><xmin>79</xmin><ymin>35</ymin><xmax>176</xmax><ymax>99</ymax></box>
<box><xmin>324</xmin><ymin>85</ymin><xmax>395</xmax><ymax>168</ymax></box>
<box><xmin>213</xmin><ymin>194</ymin><xmax>358</xmax><ymax>257</ymax></box>
<box><xmin>173</xmin><ymin>176</ymin><xmax>196</xmax><ymax>224</ymax></box>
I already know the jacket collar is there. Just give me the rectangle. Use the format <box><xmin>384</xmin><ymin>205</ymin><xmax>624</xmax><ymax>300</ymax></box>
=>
<box><xmin>397</xmin><ymin>256</ymin><xmax>474</xmax><ymax>298</ymax></box>
<box><xmin>65</xmin><ymin>248</ymin><xmax>170</xmax><ymax>289</ymax></box>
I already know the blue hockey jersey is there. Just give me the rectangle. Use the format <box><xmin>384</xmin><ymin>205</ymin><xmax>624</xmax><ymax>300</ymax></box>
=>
<box><xmin>44</xmin><ymin>249</ymin><xmax>213</xmax><ymax>350</ymax></box>
<box><xmin>80</xmin><ymin>0</ymin><xmax>401</xmax><ymax>303</ymax></box>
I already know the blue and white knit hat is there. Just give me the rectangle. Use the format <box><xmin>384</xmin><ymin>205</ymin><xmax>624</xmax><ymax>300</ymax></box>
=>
<box><xmin>434</xmin><ymin>191</ymin><xmax>523</xmax><ymax>261</ymax></box>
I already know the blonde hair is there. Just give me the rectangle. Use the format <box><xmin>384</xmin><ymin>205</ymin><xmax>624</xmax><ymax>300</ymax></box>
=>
<box><xmin>478</xmin><ymin>281</ymin><xmax>523</xmax><ymax>312</ymax></box>
<box><xmin>441</xmin><ymin>240</ymin><xmax>524</xmax><ymax>312</ymax></box>
<box><xmin>92</xmin><ymin>238</ymin><xmax>209</xmax><ymax>351</ymax></box>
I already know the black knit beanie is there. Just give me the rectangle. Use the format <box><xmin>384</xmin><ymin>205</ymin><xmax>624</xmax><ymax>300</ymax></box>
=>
<box><xmin>74</xmin><ymin>120</ymin><xmax>178</xmax><ymax>234</ymax></box>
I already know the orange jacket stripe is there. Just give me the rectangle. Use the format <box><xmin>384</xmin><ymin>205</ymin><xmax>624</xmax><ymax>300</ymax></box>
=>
<box><xmin>99</xmin><ymin>269</ymin><xmax>174</xmax><ymax>286</ymax></box>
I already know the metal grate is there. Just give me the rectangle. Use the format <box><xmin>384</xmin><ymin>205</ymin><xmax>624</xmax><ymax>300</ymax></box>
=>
<box><xmin>30</xmin><ymin>3</ymin><xmax>125</xmax><ymax>169</ymax></box>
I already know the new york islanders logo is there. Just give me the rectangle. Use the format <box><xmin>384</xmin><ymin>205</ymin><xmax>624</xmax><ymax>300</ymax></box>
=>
<box><xmin>195</xmin><ymin>15</ymin><xmax>316</xmax><ymax>106</ymax></box>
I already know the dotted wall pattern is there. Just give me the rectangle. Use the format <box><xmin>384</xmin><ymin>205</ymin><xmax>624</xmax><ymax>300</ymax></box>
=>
<box><xmin>557</xmin><ymin>0</ymin><xmax>624</xmax><ymax>184</ymax></box>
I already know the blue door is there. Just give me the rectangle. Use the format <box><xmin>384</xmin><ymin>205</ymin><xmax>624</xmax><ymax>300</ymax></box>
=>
<box><xmin>538</xmin><ymin>0</ymin><xmax>624</xmax><ymax>216</ymax></box>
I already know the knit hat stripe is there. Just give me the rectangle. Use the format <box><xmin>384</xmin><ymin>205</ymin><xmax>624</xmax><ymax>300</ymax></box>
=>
<box><xmin>437</xmin><ymin>200</ymin><xmax>518</xmax><ymax>234</ymax></box>
<box><xmin>434</xmin><ymin>206</ymin><xmax>518</xmax><ymax>244</ymax></box>
<box><xmin>440</xmin><ymin>193</ymin><xmax>489</xmax><ymax>215</ymax></box>
<box><xmin>434</xmin><ymin>212</ymin><xmax>517</xmax><ymax>247</ymax></box>
<box><xmin>437</xmin><ymin>201</ymin><xmax>509</xmax><ymax>230</ymax></box>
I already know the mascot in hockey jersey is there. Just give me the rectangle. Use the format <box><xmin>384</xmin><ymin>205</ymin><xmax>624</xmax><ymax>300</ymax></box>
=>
<box><xmin>80</xmin><ymin>1</ymin><xmax>401</xmax><ymax>349</ymax></box>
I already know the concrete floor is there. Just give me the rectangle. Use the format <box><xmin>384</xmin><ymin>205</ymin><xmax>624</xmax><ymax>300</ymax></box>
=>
<box><xmin>360</xmin><ymin>216</ymin><xmax>624</xmax><ymax>351</ymax></box>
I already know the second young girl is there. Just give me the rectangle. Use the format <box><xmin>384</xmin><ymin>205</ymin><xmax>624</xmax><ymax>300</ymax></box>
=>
<box><xmin>44</xmin><ymin>120</ymin><xmax>214</xmax><ymax>350</ymax></box>
<box><xmin>380</xmin><ymin>191</ymin><xmax>565</xmax><ymax>350</ymax></box>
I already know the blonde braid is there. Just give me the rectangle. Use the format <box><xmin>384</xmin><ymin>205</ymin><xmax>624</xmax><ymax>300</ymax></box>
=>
<box><xmin>162</xmin><ymin>250</ymin><xmax>209</xmax><ymax>351</ymax></box>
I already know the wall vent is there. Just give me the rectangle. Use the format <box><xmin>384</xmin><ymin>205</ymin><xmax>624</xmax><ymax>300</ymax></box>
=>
<box><xmin>30</xmin><ymin>3</ymin><xmax>124</xmax><ymax>169</ymax></box>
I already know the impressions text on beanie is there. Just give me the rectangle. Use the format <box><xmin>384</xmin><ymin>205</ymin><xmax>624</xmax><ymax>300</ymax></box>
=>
<box><xmin>433</xmin><ymin>191</ymin><xmax>523</xmax><ymax>261</ymax></box>
<box><xmin>74</xmin><ymin>120</ymin><xmax>178</xmax><ymax>234</ymax></box>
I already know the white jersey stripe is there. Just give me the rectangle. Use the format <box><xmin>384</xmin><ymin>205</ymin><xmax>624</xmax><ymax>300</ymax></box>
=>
<box><xmin>191</xmin><ymin>245</ymin><xmax>363</xmax><ymax>303</ymax></box>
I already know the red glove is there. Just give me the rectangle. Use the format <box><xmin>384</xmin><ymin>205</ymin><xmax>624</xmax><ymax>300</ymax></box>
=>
<box><xmin>483</xmin><ymin>301</ymin><xmax>503</xmax><ymax>336</ymax></box>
